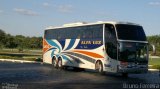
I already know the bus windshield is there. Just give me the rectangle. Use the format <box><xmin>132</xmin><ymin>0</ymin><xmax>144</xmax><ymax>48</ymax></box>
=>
<box><xmin>118</xmin><ymin>42</ymin><xmax>148</xmax><ymax>63</ymax></box>
<box><xmin>116</xmin><ymin>24</ymin><xmax>147</xmax><ymax>41</ymax></box>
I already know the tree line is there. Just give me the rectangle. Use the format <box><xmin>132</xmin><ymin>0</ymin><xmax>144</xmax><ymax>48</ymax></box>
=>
<box><xmin>0</xmin><ymin>29</ymin><xmax>42</xmax><ymax>51</ymax></box>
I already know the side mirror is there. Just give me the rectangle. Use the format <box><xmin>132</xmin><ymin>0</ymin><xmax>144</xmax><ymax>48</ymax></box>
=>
<box><xmin>149</xmin><ymin>44</ymin><xmax>156</xmax><ymax>55</ymax></box>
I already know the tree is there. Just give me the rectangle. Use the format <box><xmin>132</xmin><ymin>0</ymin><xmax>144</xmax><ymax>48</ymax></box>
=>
<box><xmin>0</xmin><ymin>29</ymin><xmax>6</xmax><ymax>49</ymax></box>
<box><xmin>0</xmin><ymin>29</ymin><xmax>5</xmax><ymax>38</ymax></box>
<box><xmin>15</xmin><ymin>35</ymin><xmax>26</xmax><ymax>52</ymax></box>
<box><xmin>0</xmin><ymin>29</ymin><xmax>43</xmax><ymax>50</ymax></box>
<box><xmin>5</xmin><ymin>34</ymin><xmax>18</xmax><ymax>51</ymax></box>
<box><xmin>37</xmin><ymin>37</ymin><xmax>43</xmax><ymax>48</ymax></box>
<box><xmin>29</xmin><ymin>37</ymin><xmax>42</xmax><ymax>49</ymax></box>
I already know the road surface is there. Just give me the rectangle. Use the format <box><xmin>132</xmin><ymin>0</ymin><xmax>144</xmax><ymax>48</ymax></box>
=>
<box><xmin>0</xmin><ymin>61</ymin><xmax>159</xmax><ymax>89</ymax></box>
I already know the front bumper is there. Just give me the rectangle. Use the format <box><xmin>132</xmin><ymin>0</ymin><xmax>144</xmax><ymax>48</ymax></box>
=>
<box><xmin>117</xmin><ymin>66</ymin><xmax>148</xmax><ymax>73</ymax></box>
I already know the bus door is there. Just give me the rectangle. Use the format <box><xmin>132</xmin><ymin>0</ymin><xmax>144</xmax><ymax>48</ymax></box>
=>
<box><xmin>104</xmin><ymin>24</ymin><xmax>118</xmax><ymax>73</ymax></box>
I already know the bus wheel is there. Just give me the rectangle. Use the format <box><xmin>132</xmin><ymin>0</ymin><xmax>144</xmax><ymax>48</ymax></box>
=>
<box><xmin>95</xmin><ymin>61</ymin><xmax>103</xmax><ymax>74</ymax></box>
<box><xmin>52</xmin><ymin>57</ymin><xmax>57</xmax><ymax>68</ymax></box>
<box><xmin>57</xmin><ymin>58</ymin><xmax>63</xmax><ymax>69</ymax></box>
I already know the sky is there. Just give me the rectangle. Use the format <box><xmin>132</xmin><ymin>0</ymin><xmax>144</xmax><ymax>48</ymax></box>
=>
<box><xmin>0</xmin><ymin>0</ymin><xmax>160</xmax><ymax>37</ymax></box>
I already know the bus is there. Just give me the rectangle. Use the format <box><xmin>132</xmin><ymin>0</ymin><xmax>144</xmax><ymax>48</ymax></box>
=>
<box><xmin>43</xmin><ymin>21</ymin><xmax>149</xmax><ymax>75</ymax></box>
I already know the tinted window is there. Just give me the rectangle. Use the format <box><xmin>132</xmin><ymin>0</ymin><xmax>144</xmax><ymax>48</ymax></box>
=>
<box><xmin>45</xmin><ymin>24</ymin><xmax>103</xmax><ymax>40</ymax></box>
<box><xmin>116</xmin><ymin>24</ymin><xmax>146</xmax><ymax>41</ymax></box>
<box><xmin>118</xmin><ymin>42</ymin><xmax>148</xmax><ymax>63</ymax></box>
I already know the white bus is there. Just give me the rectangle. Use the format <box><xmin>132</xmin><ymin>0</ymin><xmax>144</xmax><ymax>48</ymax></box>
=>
<box><xmin>43</xmin><ymin>21</ymin><xmax>149</xmax><ymax>75</ymax></box>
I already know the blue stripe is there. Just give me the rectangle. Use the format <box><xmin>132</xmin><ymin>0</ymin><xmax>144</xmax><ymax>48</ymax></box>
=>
<box><xmin>61</xmin><ymin>55</ymin><xmax>73</xmax><ymax>64</ymax></box>
<box><xmin>65</xmin><ymin>54</ymin><xmax>84</xmax><ymax>64</ymax></box>
<box><xmin>47</xmin><ymin>40</ymin><xmax>61</xmax><ymax>53</ymax></box>
<box><xmin>48</xmin><ymin>48</ymin><xmax>57</xmax><ymax>51</ymax></box>
<box><xmin>59</xmin><ymin>40</ymin><xmax>65</xmax><ymax>50</ymax></box>
<box><xmin>65</xmin><ymin>39</ymin><xmax>76</xmax><ymax>50</ymax></box>
<box><xmin>62</xmin><ymin>52</ymin><xmax>95</xmax><ymax>63</ymax></box>
<box><xmin>51</xmin><ymin>50</ymin><xmax>56</xmax><ymax>58</ymax></box>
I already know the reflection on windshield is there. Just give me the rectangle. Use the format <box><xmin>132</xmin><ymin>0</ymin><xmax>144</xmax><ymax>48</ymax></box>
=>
<box><xmin>119</xmin><ymin>42</ymin><xmax>148</xmax><ymax>63</ymax></box>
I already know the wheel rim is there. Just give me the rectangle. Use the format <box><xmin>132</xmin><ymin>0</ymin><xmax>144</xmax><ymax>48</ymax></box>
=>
<box><xmin>96</xmin><ymin>62</ymin><xmax>102</xmax><ymax>73</ymax></box>
<box><xmin>98</xmin><ymin>63</ymin><xmax>102</xmax><ymax>72</ymax></box>
<box><xmin>58</xmin><ymin>59</ymin><xmax>62</xmax><ymax>68</ymax></box>
<box><xmin>52</xmin><ymin>59</ymin><xmax>57</xmax><ymax>67</ymax></box>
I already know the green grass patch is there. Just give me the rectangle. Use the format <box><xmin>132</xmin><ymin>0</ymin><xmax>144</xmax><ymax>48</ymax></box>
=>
<box><xmin>149</xmin><ymin>58</ymin><xmax>160</xmax><ymax>69</ymax></box>
<box><xmin>149</xmin><ymin>58</ymin><xmax>160</xmax><ymax>65</ymax></box>
<box><xmin>0</xmin><ymin>48</ymin><xmax>42</xmax><ymax>54</ymax></box>
<box><xmin>149</xmin><ymin>65</ymin><xmax>160</xmax><ymax>69</ymax></box>
<box><xmin>0</xmin><ymin>49</ymin><xmax>42</xmax><ymax>62</ymax></box>
<box><xmin>0</xmin><ymin>55</ymin><xmax>21</xmax><ymax>59</ymax></box>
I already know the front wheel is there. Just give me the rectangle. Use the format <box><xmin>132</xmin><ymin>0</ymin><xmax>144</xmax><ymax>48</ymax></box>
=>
<box><xmin>95</xmin><ymin>61</ymin><xmax>104</xmax><ymax>74</ymax></box>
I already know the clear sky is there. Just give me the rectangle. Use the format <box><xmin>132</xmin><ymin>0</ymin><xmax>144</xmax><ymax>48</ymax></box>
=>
<box><xmin>0</xmin><ymin>0</ymin><xmax>160</xmax><ymax>37</ymax></box>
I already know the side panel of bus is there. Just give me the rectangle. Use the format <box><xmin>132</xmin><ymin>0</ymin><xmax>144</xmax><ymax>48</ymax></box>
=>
<box><xmin>43</xmin><ymin>24</ymin><xmax>106</xmax><ymax>70</ymax></box>
<box><xmin>43</xmin><ymin>39</ymin><xmax>105</xmax><ymax>69</ymax></box>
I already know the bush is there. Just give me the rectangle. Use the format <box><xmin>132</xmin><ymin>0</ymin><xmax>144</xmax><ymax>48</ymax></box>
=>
<box><xmin>18</xmin><ymin>47</ymin><xmax>23</xmax><ymax>52</ymax></box>
<box><xmin>0</xmin><ymin>44</ymin><xmax>4</xmax><ymax>49</ymax></box>
<box><xmin>35</xmin><ymin>57</ymin><xmax>42</xmax><ymax>62</ymax></box>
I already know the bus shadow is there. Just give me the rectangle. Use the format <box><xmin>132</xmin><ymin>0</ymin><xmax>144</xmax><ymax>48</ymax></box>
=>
<box><xmin>64</xmin><ymin>67</ymin><xmax>147</xmax><ymax>83</ymax></box>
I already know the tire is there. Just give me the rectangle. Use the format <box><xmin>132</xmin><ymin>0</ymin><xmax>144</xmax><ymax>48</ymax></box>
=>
<box><xmin>52</xmin><ymin>57</ymin><xmax>57</xmax><ymax>68</ymax></box>
<box><xmin>57</xmin><ymin>58</ymin><xmax>63</xmax><ymax>69</ymax></box>
<box><xmin>95</xmin><ymin>61</ymin><xmax>104</xmax><ymax>74</ymax></box>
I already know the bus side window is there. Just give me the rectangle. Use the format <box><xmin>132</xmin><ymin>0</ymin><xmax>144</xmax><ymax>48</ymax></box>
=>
<box><xmin>105</xmin><ymin>24</ymin><xmax>117</xmax><ymax>59</ymax></box>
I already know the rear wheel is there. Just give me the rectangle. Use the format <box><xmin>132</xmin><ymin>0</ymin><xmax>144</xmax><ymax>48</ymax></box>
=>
<box><xmin>52</xmin><ymin>57</ymin><xmax>57</xmax><ymax>68</ymax></box>
<box><xmin>95</xmin><ymin>61</ymin><xmax>103</xmax><ymax>74</ymax></box>
<box><xmin>57</xmin><ymin>58</ymin><xmax>63</xmax><ymax>69</ymax></box>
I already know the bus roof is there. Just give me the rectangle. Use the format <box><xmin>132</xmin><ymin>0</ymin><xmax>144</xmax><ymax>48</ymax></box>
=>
<box><xmin>45</xmin><ymin>21</ymin><xmax>141</xmax><ymax>30</ymax></box>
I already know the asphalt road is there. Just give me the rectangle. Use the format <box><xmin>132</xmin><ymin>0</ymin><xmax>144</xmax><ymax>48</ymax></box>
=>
<box><xmin>0</xmin><ymin>61</ymin><xmax>160</xmax><ymax>89</ymax></box>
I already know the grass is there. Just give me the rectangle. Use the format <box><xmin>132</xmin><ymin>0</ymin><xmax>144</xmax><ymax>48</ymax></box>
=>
<box><xmin>149</xmin><ymin>58</ymin><xmax>160</xmax><ymax>65</ymax></box>
<box><xmin>149</xmin><ymin>58</ymin><xmax>160</xmax><ymax>69</ymax></box>
<box><xmin>0</xmin><ymin>49</ymin><xmax>42</xmax><ymax>62</ymax></box>
<box><xmin>0</xmin><ymin>48</ymin><xmax>42</xmax><ymax>54</ymax></box>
